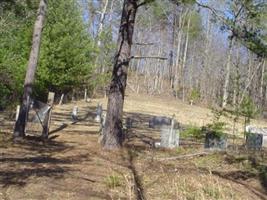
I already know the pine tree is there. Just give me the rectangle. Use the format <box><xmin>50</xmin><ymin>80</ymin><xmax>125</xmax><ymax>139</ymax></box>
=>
<box><xmin>37</xmin><ymin>0</ymin><xmax>95</xmax><ymax>97</ymax></box>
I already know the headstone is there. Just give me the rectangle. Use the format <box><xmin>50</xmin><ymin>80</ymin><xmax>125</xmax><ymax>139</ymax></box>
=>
<box><xmin>15</xmin><ymin>105</ymin><xmax>20</xmax><ymax>121</ymax></box>
<box><xmin>245</xmin><ymin>125</ymin><xmax>267</xmax><ymax>149</ymax></box>
<box><xmin>204</xmin><ymin>132</ymin><xmax>227</xmax><ymax>149</ymax></box>
<box><xmin>160</xmin><ymin>126</ymin><xmax>179</xmax><ymax>148</ymax></box>
<box><xmin>71</xmin><ymin>106</ymin><xmax>78</xmax><ymax>121</ymax></box>
<box><xmin>59</xmin><ymin>94</ymin><xmax>64</xmax><ymax>105</ymax></box>
<box><xmin>47</xmin><ymin>92</ymin><xmax>55</xmax><ymax>106</ymax></box>
<box><xmin>126</xmin><ymin>117</ymin><xmax>133</xmax><ymax>129</ymax></box>
<box><xmin>149</xmin><ymin>116</ymin><xmax>171</xmax><ymax>128</ymax></box>
<box><xmin>99</xmin><ymin>112</ymin><xmax>106</xmax><ymax>135</ymax></box>
<box><xmin>42</xmin><ymin>92</ymin><xmax>54</xmax><ymax>138</ymax></box>
<box><xmin>95</xmin><ymin>103</ymin><xmax>102</xmax><ymax>122</ymax></box>
<box><xmin>84</xmin><ymin>89</ymin><xmax>87</xmax><ymax>102</ymax></box>
<box><xmin>149</xmin><ymin>116</ymin><xmax>179</xmax><ymax>129</ymax></box>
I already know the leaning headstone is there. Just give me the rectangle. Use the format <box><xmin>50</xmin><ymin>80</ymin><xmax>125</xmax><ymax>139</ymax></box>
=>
<box><xmin>59</xmin><ymin>94</ymin><xmax>64</xmax><ymax>105</ymax></box>
<box><xmin>245</xmin><ymin>125</ymin><xmax>267</xmax><ymax>149</ymax></box>
<box><xmin>95</xmin><ymin>103</ymin><xmax>102</xmax><ymax>122</ymax></box>
<box><xmin>204</xmin><ymin>132</ymin><xmax>227</xmax><ymax>149</ymax></box>
<box><xmin>71</xmin><ymin>106</ymin><xmax>78</xmax><ymax>121</ymax></box>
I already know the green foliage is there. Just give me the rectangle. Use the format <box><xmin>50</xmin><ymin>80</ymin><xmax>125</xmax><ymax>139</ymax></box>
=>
<box><xmin>205</xmin><ymin>108</ymin><xmax>227</xmax><ymax>138</ymax></box>
<box><xmin>206</xmin><ymin>122</ymin><xmax>227</xmax><ymax>138</ymax></box>
<box><xmin>228</xmin><ymin>0</ymin><xmax>267</xmax><ymax>57</ymax></box>
<box><xmin>189</xmin><ymin>88</ymin><xmax>200</xmax><ymax>102</ymax></box>
<box><xmin>188</xmin><ymin>11</ymin><xmax>203</xmax><ymax>39</ymax></box>
<box><xmin>181</xmin><ymin>125</ymin><xmax>204</xmax><ymax>139</ymax></box>
<box><xmin>239</xmin><ymin>96</ymin><xmax>258</xmax><ymax>121</ymax></box>
<box><xmin>105</xmin><ymin>174</ymin><xmax>122</xmax><ymax>188</ymax></box>
<box><xmin>37</xmin><ymin>0</ymin><xmax>95</xmax><ymax>98</ymax></box>
<box><xmin>0</xmin><ymin>0</ymin><xmax>96</xmax><ymax>108</ymax></box>
<box><xmin>0</xmin><ymin>0</ymin><xmax>37</xmax><ymax>109</ymax></box>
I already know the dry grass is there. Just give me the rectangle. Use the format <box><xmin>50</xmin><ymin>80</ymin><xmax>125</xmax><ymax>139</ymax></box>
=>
<box><xmin>96</xmin><ymin>93</ymin><xmax>267</xmax><ymax>137</ymax></box>
<box><xmin>0</xmin><ymin>93</ymin><xmax>266</xmax><ymax>199</ymax></box>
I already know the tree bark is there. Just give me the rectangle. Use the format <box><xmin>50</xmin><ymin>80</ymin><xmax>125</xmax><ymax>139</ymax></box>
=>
<box><xmin>181</xmin><ymin>12</ymin><xmax>191</xmax><ymax>102</ymax></box>
<box><xmin>260</xmin><ymin>60</ymin><xmax>266</xmax><ymax>107</ymax></box>
<box><xmin>97</xmin><ymin>0</ymin><xmax>109</xmax><ymax>47</ymax></box>
<box><xmin>13</xmin><ymin>0</ymin><xmax>47</xmax><ymax>138</ymax></box>
<box><xmin>222</xmin><ymin>37</ymin><xmax>233</xmax><ymax>108</ymax></box>
<box><xmin>102</xmin><ymin>0</ymin><xmax>138</xmax><ymax>149</ymax></box>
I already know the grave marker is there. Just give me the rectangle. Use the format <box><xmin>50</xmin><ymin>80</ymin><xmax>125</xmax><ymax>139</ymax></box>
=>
<box><xmin>159</xmin><ymin>118</ymin><xmax>180</xmax><ymax>148</ymax></box>
<box><xmin>71</xmin><ymin>105</ymin><xmax>78</xmax><ymax>121</ymax></box>
<box><xmin>245</xmin><ymin>126</ymin><xmax>267</xmax><ymax>149</ymax></box>
<box><xmin>95</xmin><ymin>103</ymin><xmax>102</xmax><ymax>122</ymax></box>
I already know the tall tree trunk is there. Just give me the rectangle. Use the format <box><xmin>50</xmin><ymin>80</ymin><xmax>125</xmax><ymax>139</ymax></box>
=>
<box><xmin>222</xmin><ymin>37</ymin><xmax>234</xmax><ymax>108</ymax></box>
<box><xmin>260</xmin><ymin>60</ymin><xmax>266</xmax><ymax>107</ymax></box>
<box><xmin>97</xmin><ymin>0</ymin><xmax>109</xmax><ymax>47</ymax></box>
<box><xmin>102</xmin><ymin>0</ymin><xmax>138</xmax><ymax>149</ymax></box>
<box><xmin>13</xmin><ymin>0</ymin><xmax>47</xmax><ymax>138</ymax></box>
<box><xmin>169</xmin><ymin>12</ymin><xmax>176</xmax><ymax>88</ymax></box>
<box><xmin>181</xmin><ymin>12</ymin><xmax>191</xmax><ymax>102</ymax></box>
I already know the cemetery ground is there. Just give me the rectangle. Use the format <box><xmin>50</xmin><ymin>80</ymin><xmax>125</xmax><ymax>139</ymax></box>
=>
<box><xmin>0</xmin><ymin>93</ymin><xmax>267</xmax><ymax>200</ymax></box>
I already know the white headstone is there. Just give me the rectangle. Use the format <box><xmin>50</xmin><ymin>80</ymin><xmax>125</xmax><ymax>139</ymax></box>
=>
<box><xmin>15</xmin><ymin>105</ymin><xmax>20</xmax><ymax>121</ymax></box>
<box><xmin>71</xmin><ymin>106</ymin><xmax>78</xmax><ymax>121</ymax></box>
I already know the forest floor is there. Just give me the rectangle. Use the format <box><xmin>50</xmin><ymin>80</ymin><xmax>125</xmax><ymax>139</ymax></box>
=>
<box><xmin>0</xmin><ymin>93</ymin><xmax>267</xmax><ymax>200</ymax></box>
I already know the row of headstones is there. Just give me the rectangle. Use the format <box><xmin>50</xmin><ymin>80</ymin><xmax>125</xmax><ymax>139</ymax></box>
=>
<box><xmin>72</xmin><ymin>104</ymin><xmax>267</xmax><ymax>150</ymax></box>
<box><xmin>149</xmin><ymin>116</ymin><xmax>267</xmax><ymax>150</ymax></box>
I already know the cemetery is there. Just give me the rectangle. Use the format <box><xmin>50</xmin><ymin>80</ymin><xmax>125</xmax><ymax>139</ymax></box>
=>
<box><xmin>0</xmin><ymin>92</ymin><xmax>267</xmax><ymax>199</ymax></box>
<box><xmin>0</xmin><ymin>0</ymin><xmax>267</xmax><ymax>199</ymax></box>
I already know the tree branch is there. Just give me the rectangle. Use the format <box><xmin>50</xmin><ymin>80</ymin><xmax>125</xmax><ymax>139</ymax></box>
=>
<box><xmin>137</xmin><ymin>1</ymin><xmax>148</xmax><ymax>8</ymax></box>
<box><xmin>130</xmin><ymin>55</ymin><xmax>168</xmax><ymax>60</ymax></box>
<box><xmin>133</xmin><ymin>42</ymin><xmax>155</xmax><ymax>46</ymax></box>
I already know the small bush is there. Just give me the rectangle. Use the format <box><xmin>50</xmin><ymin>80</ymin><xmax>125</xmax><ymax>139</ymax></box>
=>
<box><xmin>105</xmin><ymin>174</ymin><xmax>122</xmax><ymax>188</ymax></box>
<box><xmin>205</xmin><ymin>122</ymin><xmax>227</xmax><ymax>138</ymax></box>
<box><xmin>181</xmin><ymin>125</ymin><xmax>204</xmax><ymax>139</ymax></box>
<box><xmin>189</xmin><ymin>88</ymin><xmax>200</xmax><ymax>102</ymax></box>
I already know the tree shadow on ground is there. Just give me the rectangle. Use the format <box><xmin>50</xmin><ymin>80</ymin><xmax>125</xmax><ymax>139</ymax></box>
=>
<box><xmin>48</xmin><ymin>105</ymin><xmax>99</xmax><ymax>136</ymax></box>
<box><xmin>0</xmin><ymin>133</ymin><xmax>85</xmax><ymax>188</ymax></box>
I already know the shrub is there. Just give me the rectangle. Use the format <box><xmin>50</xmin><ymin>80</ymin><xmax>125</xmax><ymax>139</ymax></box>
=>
<box><xmin>105</xmin><ymin>174</ymin><xmax>121</xmax><ymax>188</ymax></box>
<box><xmin>181</xmin><ymin>125</ymin><xmax>204</xmax><ymax>139</ymax></box>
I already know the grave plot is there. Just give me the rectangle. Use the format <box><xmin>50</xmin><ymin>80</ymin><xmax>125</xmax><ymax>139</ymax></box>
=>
<box><xmin>246</xmin><ymin>126</ymin><xmax>267</xmax><ymax>150</ymax></box>
<box><xmin>0</xmin><ymin>95</ymin><xmax>267</xmax><ymax>200</ymax></box>
<box><xmin>15</xmin><ymin>92</ymin><xmax>55</xmax><ymax>139</ymax></box>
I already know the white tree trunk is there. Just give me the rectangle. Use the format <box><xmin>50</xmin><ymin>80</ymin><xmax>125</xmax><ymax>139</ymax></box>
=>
<box><xmin>222</xmin><ymin>37</ymin><xmax>234</xmax><ymax>108</ymax></box>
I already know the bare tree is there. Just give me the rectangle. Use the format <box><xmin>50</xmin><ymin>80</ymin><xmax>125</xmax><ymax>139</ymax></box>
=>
<box><xmin>13</xmin><ymin>0</ymin><xmax>47</xmax><ymax>138</ymax></box>
<box><xmin>101</xmin><ymin>0</ymin><xmax>138</xmax><ymax>149</ymax></box>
